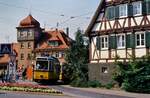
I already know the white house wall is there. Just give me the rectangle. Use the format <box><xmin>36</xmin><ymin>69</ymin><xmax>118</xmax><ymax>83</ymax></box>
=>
<box><xmin>135</xmin><ymin>48</ymin><xmax>146</xmax><ymax>57</ymax></box>
<box><xmin>101</xmin><ymin>50</ymin><xmax>109</xmax><ymax>58</ymax></box>
<box><xmin>117</xmin><ymin>49</ymin><xmax>126</xmax><ymax>58</ymax></box>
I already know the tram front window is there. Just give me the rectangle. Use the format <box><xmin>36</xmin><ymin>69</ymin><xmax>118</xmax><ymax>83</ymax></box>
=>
<box><xmin>36</xmin><ymin>61</ymin><xmax>48</xmax><ymax>70</ymax></box>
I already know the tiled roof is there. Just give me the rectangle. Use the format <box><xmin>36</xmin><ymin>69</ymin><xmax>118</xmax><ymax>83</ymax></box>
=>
<box><xmin>0</xmin><ymin>54</ymin><xmax>10</xmax><ymax>64</ymax></box>
<box><xmin>19</xmin><ymin>14</ymin><xmax>40</xmax><ymax>28</ymax></box>
<box><xmin>0</xmin><ymin>43</ymin><xmax>19</xmax><ymax>64</ymax></box>
<box><xmin>35</xmin><ymin>29</ymin><xmax>73</xmax><ymax>51</ymax></box>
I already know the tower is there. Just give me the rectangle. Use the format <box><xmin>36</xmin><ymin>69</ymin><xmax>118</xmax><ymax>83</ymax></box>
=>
<box><xmin>16</xmin><ymin>14</ymin><xmax>41</xmax><ymax>71</ymax></box>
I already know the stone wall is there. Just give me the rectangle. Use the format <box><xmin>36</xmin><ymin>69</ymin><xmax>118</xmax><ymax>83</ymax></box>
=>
<box><xmin>88</xmin><ymin>63</ymin><xmax>116</xmax><ymax>84</ymax></box>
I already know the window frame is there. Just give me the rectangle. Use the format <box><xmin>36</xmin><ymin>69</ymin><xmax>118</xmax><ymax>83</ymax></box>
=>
<box><xmin>100</xmin><ymin>35</ymin><xmax>108</xmax><ymax>50</ymax></box>
<box><xmin>119</xmin><ymin>4</ymin><xmax>128</xmax><ymax>18</ymax></box>
<box><xmin>135</xmin><ymin>32</ymin><xmax>145</xmax><ymax>47</ymax></box>
<box><xmin>117</xmin><ymin>34</ymin><xmax>126</xmax><ymax>49</ymax></box>
<box><xmin>132</xmin><ymin>1</ymin><xmax>142</xmax><ymax>16</ymax></box>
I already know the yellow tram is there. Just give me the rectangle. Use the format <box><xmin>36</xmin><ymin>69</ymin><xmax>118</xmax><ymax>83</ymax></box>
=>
<box><xmin>33</xmin><ymin>56</ymin><xmax>60</xmax><ymax>82</ymax></box>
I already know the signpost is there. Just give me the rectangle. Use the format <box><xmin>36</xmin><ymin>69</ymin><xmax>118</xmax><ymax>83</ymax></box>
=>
<box><xmin>0</xmin><ymin>43</ymin><xmax>16</xmax><ymax>82</ymax></box>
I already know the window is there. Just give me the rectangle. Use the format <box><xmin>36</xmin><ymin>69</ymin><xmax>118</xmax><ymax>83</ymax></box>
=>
<box><xmin>101</xmin><ymin>36</ymin><xmax>108</xmax><ymax>49</ymax></box>
<box><xmin>21</xmin><ymin>43</ymin><xmax>24</xmax><ymax>49</ymax></box>
<box><xmin>48</xmin><ymin>41</ymin><xmax>59</xmax><ymax>47</ymax></box>
<box><xmin>119</xmin><ymin>4</ymin><xmax>128</xmax><ymax>18</ymax></box>
<box><xmin>132</xmin><ymin>1</ymin><xmax>142</xmax><ymax>16</ymax></box>
<box><xmin>102</xmin><ymin>67</ymin><xmax>108</xmax><ymax>74</ymax></box>
<box><xmin>28</xmin><ymin>42</ymin><xmax>31</xmax><ymax>48</ymax></box>
<box><xmin>117</xmin><ymin>34</ymin><xmax>125</xmax><ymax>48</ymax></box>
<box><xmin>21</xmin><ymin>53</ymin><xmax>24</xmax><ymax>60</ymax></box>
<box><xmin>106</xmin><ymin>6</ymin><xmax>115</xmax><ymax>20</ymax></box>
<box><xmin>27</xmin><ymin>53</ymin><xmax>31</xmax><ymax>60</ymax></box>
<box><xmin>55</xmin><ymin>52</ymin><xmax>59</xmax><ymax>58</ymax></box>
<box><xmin>136</xmin><ymin>33</ymin><xmax>145</xmax><ymax>47</ymax></box>
<box><xmin>59</xmin><ymin>52</ymin><xmax>65</xmax><ymax>58</ymax></box>
<box><xmin>27</xmin><ymin>31</ymin><xmax>32</xmax><ymax>37</ymax></box>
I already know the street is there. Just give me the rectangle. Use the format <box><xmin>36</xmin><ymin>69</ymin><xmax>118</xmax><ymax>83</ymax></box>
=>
<box><xmin>51</xmin><ymin>86</ymin><xmax>133</xmax><ymax>98</ymax></box>
<box><xmin>0</xmin><ymin>91</ymin><xmax>74</xmax><ymax>98</ymax></box>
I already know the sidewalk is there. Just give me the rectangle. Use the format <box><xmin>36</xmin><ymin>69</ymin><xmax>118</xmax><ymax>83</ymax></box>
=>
<box><xmin>61</xmin><ymin>85</ymin><xmax>150</xmax><ymax>98</ymax></box>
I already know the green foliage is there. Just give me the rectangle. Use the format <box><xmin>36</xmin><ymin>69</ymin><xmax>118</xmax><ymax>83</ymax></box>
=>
<box><xmin>105</xmin><ymin>82</ymin><xmax>114</xmax><ymax>89</ymax></box>
<box><xmin>113</xmin><ymin>55</ymin><xmax>150</xmax><ymax>93</ymax></box>
<box><xmin>88</xmin><ymin>80</ymin><xmax>102</xmax><ymax>88</ymax></box>
<box><xmin>63</xmin><ymin>29</ymin><xmax>89</xmax><ymax>87</ymax></box>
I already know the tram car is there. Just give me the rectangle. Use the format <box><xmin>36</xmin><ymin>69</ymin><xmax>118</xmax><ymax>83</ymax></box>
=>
<box><xmin>33</xmin><ymin>56</ymin><xmax>60</xmax><ymax>82</ymax></box>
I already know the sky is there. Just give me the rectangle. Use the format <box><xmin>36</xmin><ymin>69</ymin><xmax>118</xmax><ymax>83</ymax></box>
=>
<box><xmin>0</xmin><ymin>0</ymin><xmax>100</xmax><ymax>43</ymax></box>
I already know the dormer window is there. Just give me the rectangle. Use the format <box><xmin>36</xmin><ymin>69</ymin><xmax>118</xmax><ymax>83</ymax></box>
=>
<box><xmin>119</xmin><ymin>4</ymin><xmax>128</xmax><ymax>18</ymax></box>
<box><xmin>132</xmin><ymin>1</ymin><xmax>142</xmax><ymax>16</ymax></box>
<box><xmin>48</xmin><ymin>41</ymin><xmax>59</xmax><ymax>47</ymax></box>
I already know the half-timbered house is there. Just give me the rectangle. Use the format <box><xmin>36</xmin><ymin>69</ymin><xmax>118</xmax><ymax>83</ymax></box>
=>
<box><xmin>85</xmin><ymin>0</ymin><xmax>150</xmax><ymax>84</ymax></box>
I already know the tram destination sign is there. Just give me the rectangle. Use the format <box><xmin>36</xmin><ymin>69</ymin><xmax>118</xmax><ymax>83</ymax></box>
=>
<box><xmin>0</xmin><ymin>44</ymin><xmax>12</xmax><ymax>54</ymax></box>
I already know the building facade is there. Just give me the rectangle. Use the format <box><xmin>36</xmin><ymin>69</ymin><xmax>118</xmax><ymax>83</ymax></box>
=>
<box><xmin>16</xmin><ymin>14</ymin><xmax>73</xmax><ymax>80</ymax></box>
<box><xmin>85</xmin><ymin>0</ymin><xmax>150</xmax><ymax>84</ymax></box>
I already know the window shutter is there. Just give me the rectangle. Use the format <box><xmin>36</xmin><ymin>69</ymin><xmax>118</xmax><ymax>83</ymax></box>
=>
<box><xmin>126</xmin><ymin>34</ymin><xmax>135</xmax><ymax>48</ymax></box>
<box><xmin>115</xmin><ymin>6</ymin><xmax>119</xmax><ymax>19</ymax></box>
<box><xmin>142</xmin><ymin>1</ymin><xmax>147</xmax><ymax>15</ymax></box>
<box><xmin>105</xmin><ymin>8</ymin><xmax>109</xmax><ymax>19</ymax></box>
<box><xmin>109</xmin><ymin>35</ymin><xmax>116</xmax><ymax>49</ymax></box>
<box><xmin>128</xmin><ymin>4</ymin><xmax>133</xmax><ymax>17</ymax></box>
<box><xmin>146</xmin><ymin>31</ymin><xmax>150</xmax><ymax>47</ymax></box>
<box><xmin>147</xmin><ymin>1</ymin><xmax>150</xmax><ymax>14</ymax></box>
<box><xmin>96</xmin><ymin>36</ymin><xmax>101</xmax><ymax>50</ymax></box>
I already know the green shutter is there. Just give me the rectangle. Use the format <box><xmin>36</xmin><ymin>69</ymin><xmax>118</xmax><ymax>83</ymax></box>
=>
<box><xmin>126</xmin><ymin>34</ymin><xmax>135</xmax><ymax>48</ymax></box>
<box><xmin>146</xmin><ymin>31</ymin><xmax>150</xmax><ymax>47</ymax></box>
<box><xmin>128</xmin><ymin>4</ymin><xmax>133</xmax><ymax>17</ymax></box>
<box><xmin>147</xmin><ymin>1</ymin><xmax>150</xmax><ymax>14</ymax></box>
<box><xmin>109</xmin><ymin>35</ymin><xmax>116</xmax><ymax>49</ymax></box>
<box><xmin>142</xmin><ymin>1</ymin><xmax>147</xmax><ymax>15</ymax></box>
<box><xmin>115</xmin><ymin>6</ymin><xmax>119</xmax><ymax>19</ymax></box>
<box><xmin>96</xmin><ymin>37</ymin><xmax>101</xmax><ymax>50</ymax></box>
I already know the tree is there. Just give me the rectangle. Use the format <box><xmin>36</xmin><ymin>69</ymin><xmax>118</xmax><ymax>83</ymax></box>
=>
<box><xmin>113</xmin><ymin>55</ymin><xmax>150</xmax><ymax>93</ymax></box>
<box><xmin>63</xmin><ymin>29</ymin><xmax>89</xmax><ymax>87</ymax></box>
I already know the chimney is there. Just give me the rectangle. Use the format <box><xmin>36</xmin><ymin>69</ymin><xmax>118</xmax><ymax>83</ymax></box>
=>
<box><xmin>66</xmin><ymin>27</ymin><xmax>69</xmax><ymax>37</ymax></box>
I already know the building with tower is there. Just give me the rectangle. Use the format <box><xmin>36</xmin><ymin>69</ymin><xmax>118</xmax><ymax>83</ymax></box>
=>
<box><xmin>86</xmin><ymin>0</ymin><xmax>150</xmax><ymax>84</ymax></box>
<box><xmin>16</xmin><ymin>14</ymin><xmax>73</xmax><ymax>80</ymax></box>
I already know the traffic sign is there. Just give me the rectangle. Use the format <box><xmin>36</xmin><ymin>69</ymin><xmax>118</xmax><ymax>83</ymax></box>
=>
<box><xmin>0</xmin><ymin>44</ymin><xmax>12</xmax><ymax>54</ymax></box>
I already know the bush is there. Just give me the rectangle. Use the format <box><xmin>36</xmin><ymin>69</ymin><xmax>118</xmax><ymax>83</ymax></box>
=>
<box><xmin>70</xmin><ymin>78</ymin><xmax>88</xmax><ymax>87</ymax></box>
<box><xmin>113</xmin><ymin>55</ymin><xmax>150</xmax><ymax>93</ymax></box>
<box><xmin>88</xmin><ymin>80</ymin><xmax>101</xmax><ymax>88</ymax></box>
<box><xmin>105</xmin><ymin>82</ymin><xmax>114</xmax><ymax>89</ymax></box>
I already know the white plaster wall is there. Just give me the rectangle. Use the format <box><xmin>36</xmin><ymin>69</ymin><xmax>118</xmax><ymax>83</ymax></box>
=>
<box><xmin>101</xmin><ymin>50</ymin><xmax>109</xmax><ymax>58</ymax></box>
<box><xmin>101</xmin><ymin>21</ymin><xmax>105</xmax><ymax>30</ymax></box>
<box><xmin>90</xmin><ymin>61</ymin><xmax>98</xmax><ymax>63</ymax></box>
<box><xmin>135</xmin><ymin>48</ymin><xmax>146</xmax><ymax>57</ymax></box>
<box><xmin>106</xmin><ymin>21</ymin><xmax>111</xmax><ymax>30</ymax></box>
<box><xmin>134</xmin><ymin>16</ymin><xmax>143</xmax><ymax>25</ymax></box>
<box><xmin>124</xmin><ymin>19</ymin><xmax>128</xmax><ymax>27</ymax></box>
<box><xmin>131</xmin><ymin>18</ymin><xmax>136</xmax><ymax>27</ymax></box>
<box><xmin>118</xmin><ymin>19</ymin><xmax>124</xmax><ymax>28</ymax></box>
<box><xmin>117</xmin><ymin>49</ymin><xmax>126</xmax><ymax>58</ymax></box>
<box><xmin>127</xmin><ymin>49</ymin><xmax>132</xmax><ymax>58</ymax></box>
<box><xmin>92</xmin><ymin>23</ymin><xmax>101</xmax><ymax>31</ymax></box>
<box><xmin>111</xmin><ymin>50</ymin><xmax>116</xmax><ymax>58</ymax></box>
<box><xmin>110</xmin><ymin>20</ymin><xmax>115</xmax><ymax>29</ymax></box>
<box><xmin>99</xmin><ymin>60</ymin><xmax>107</xmax><ymax>63</ymax></box>
<box><xmin>108</xmin><ymin>60</ymin><xmax>115</xmax><ymax>62</ymax></box>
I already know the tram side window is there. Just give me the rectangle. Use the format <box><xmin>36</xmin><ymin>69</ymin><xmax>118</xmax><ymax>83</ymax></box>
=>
<box><xmin>36</xmin><ymin>61</ymin><xmax>48</xmax><ymax>70</ymax></box>
<box><xmin>49</xmin><ymin>61</ymin><xmax>54</xmax><ymax>71</ymax></box>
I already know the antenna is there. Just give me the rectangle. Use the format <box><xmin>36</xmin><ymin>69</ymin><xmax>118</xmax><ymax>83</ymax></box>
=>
<box><xmin>29</xmin><ymin>0</ymin><xmax>32</xmax><ymax>15</ymax></box>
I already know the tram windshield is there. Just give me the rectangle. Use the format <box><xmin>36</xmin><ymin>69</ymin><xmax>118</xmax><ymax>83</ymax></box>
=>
<box><xmin>36</xmin><ymin>61</ymin><xmax>48</xmax><ymax>70</ymax></box>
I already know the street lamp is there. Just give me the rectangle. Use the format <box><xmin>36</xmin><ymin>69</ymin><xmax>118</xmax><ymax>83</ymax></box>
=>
<box><xmin>9</xmin><ymin>52</ymin><xmax>16</xmax><ymax>82</ymax></box>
